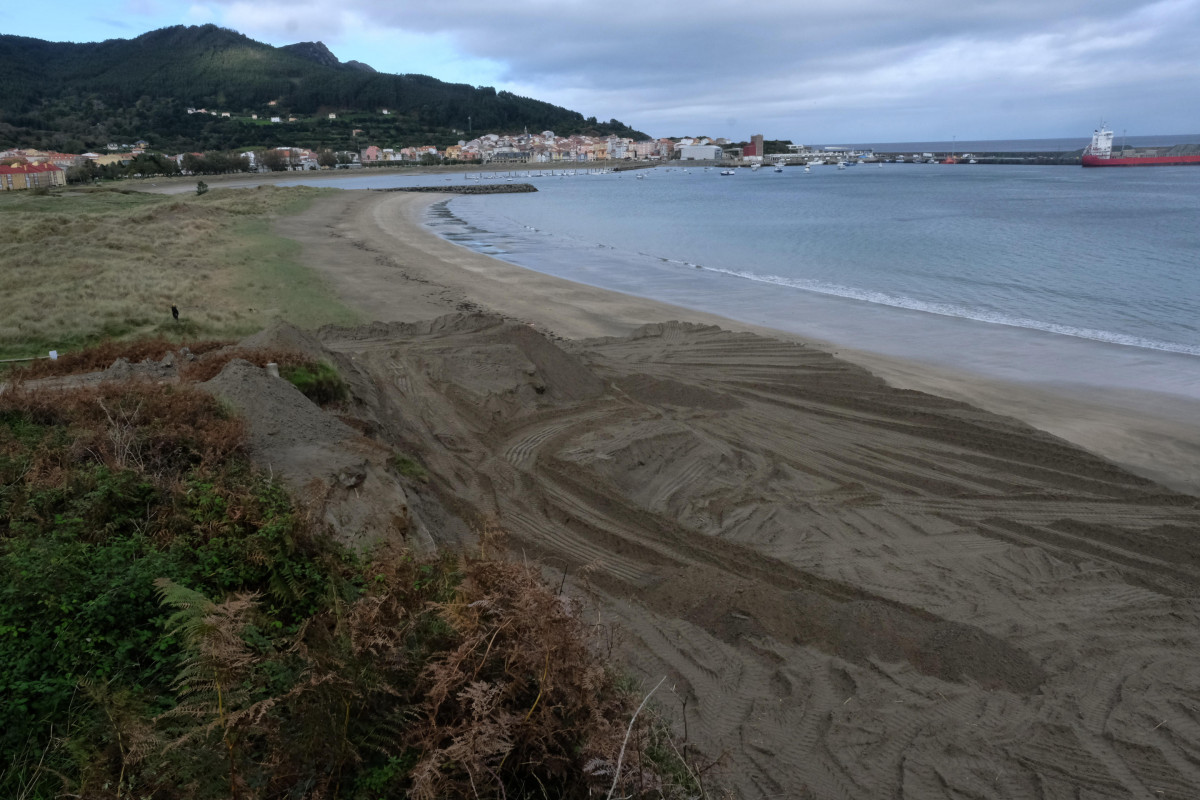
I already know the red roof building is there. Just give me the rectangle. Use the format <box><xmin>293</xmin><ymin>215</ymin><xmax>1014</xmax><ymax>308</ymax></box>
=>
<box><xmin>0</xmin><ymin>163</ymin><xmax>66</xmax><ymax>191</ymax></box>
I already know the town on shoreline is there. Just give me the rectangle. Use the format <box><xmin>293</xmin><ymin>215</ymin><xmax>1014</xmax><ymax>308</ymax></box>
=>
<box><xmin>2</xmin><ymin>127</ymin><xmax>1092</xmax><ymax>189</ymax></box>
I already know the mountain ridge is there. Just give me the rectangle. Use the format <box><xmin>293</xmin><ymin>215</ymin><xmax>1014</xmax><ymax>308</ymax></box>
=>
<box><xmin>280</xmin><ymin>40</ymin><xmax>376</xmax><ymax>71</ymax></box>
<box><xmin>0</xmin><ymin>25</ymin><xmax>645</xmax><ymax>152</ymax></box>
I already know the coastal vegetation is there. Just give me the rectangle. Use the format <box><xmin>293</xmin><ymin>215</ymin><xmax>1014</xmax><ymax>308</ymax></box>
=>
<box><xmin>0</xmin><ymin>348</ymin><xmax>699</xmax><ymax>799</ymax></box>
<box><xmin>0</xmin><ymin>25</ymin><xmax>647</xmax><ymax>153</ymax></box>
<box><xmin>724</xmin><ymin>138</ymin><xmax>795</xmax><ymax>155</ymax></box>
<box><xmin>0</xmin><ymin>185</ymin><xmax>360</xmax><ymax>361</ymax></box>
<box><xmin>0</xmin><ymin>185</ymin><xmax>709</xmax><ymax>799</ymax></box>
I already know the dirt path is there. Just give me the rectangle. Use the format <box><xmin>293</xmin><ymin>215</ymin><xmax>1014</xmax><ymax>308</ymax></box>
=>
<box><xmin>266</xmin><ymin>190</ymin><xmax>1200</xmax><ymax>798</ymax></box>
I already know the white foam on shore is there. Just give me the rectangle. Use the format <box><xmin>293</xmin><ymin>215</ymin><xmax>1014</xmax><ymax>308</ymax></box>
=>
<box><xmin>427</xmin><ymin>198</ymin><xmax>1200</xmax><ymax>403</ymax></box>
<box><xmin>691</xmin><ymin>263</ymin><xmax>1200</xmax><ymax>357</ymax></box>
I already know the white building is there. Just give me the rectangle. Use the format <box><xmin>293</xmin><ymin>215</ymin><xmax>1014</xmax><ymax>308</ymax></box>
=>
<box><xmin>678</xmin><ymin>144</ymin><xmax>723</xmax><ymax>161</ymax></box>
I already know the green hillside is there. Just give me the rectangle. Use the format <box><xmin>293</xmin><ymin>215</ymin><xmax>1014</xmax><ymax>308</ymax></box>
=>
<box><xmin>0</xmin><ymin>25</ymin><xmax>647</xmax><ymax>153</ymax></box>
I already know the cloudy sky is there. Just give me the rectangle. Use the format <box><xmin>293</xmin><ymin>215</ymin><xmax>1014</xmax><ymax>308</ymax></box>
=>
<box><xmin>7</xmin><ymin>0</ymin><xmax>1200</xmax><ymax>142</ymax></box>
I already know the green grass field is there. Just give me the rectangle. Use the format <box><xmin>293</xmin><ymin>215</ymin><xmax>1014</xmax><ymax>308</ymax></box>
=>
<box><xmin>0</xmin><ymin>185</ymin><xmax>360</xmax><ymax>360</ymax></box>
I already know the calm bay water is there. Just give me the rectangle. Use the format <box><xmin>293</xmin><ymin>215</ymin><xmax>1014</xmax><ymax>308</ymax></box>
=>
<box><xmin>290</xmin><ymin>163</ymin><xmax>1200</xmax><ymax>400</ymax></box>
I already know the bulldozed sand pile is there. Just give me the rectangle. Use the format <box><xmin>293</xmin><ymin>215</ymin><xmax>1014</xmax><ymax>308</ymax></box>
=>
<box><xmin>217</xmin><ymin>313</ymin><xmax>1200</xmax><ymax>799</ymax></box>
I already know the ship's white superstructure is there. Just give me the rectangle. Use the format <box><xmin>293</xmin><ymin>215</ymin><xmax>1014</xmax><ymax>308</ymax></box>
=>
<box><xmin>1084</xmin><ymin>125</ymin><xmax>1114</xmax><ymax>159</ymax></box>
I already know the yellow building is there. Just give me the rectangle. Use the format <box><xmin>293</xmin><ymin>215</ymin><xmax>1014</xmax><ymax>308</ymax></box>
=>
<box><xmin>0</xmin><ymin>163</ymin><xmax>66</xmax><ymax>191</ymax></box>
<box><xmin>90</xmin><ymin>153</ymin><xmax>131</xmax><ymax>167</ymax></box>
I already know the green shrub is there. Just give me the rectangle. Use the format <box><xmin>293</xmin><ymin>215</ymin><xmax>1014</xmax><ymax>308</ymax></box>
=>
<box><xmin>389</xmin><ymin>453</ymin><xmax>429</xmax><ymax>483</ymax></box>
<box><xmin>281</xmin><ymin>360</ymin><xmax>348</xmax><ymax>405</ymax></box>
<box><xmin>0</xmin><ymin>338</ymin><xmax>703</xmax><ymax>800</ymax></box>
<box><xmin>0</xmin><ymin>381</ymin><xmax>355</xmax><ymax>797</ymax></box>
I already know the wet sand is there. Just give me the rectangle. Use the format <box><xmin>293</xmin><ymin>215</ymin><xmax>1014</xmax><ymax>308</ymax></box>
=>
<box><xmin>255</xmin><ymin>188</ymin><xmax>1200</xmax><ymax>799</ymax></box>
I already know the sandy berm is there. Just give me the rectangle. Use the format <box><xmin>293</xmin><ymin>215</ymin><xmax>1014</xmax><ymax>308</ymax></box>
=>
<box><xmin>246</xmin><ymin>188</ymin><xmax>1200</xmax><ymax>799</ymax></box>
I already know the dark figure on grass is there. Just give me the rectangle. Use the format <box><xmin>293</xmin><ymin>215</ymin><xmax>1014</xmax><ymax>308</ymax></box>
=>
<box><xmin>171</xmin><ymin>305</ymin><xmax>179</xmax><ymax>322</ymax></box>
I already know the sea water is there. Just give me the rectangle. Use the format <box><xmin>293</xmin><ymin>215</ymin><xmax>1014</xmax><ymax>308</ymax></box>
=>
<box><xmin>292</xmin><ymin>164</ymin><xmax>1200</xmax><ymax>401</ymax></box>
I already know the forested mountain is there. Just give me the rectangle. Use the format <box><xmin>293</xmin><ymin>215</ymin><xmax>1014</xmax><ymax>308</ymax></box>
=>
<box><xmin>0</xmin><ymin>25</ymin><xmax>646</xmax><ymax>152</ymax></box>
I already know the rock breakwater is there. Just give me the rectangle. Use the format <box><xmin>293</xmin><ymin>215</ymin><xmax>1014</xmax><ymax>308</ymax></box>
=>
<box><xmin>373</xmin><ymin>183</ymin><xmax>537</xmax><ymax>194</ymax></box>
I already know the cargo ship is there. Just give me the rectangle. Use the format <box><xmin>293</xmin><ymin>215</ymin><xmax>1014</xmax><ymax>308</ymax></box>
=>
<box><xmin>1082</xmin><ymin>125</ymin><xmax>1200</xmax><ymax>167</ymax></box>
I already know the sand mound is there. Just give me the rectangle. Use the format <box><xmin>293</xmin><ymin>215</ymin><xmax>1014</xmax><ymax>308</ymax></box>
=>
<box><xmin>200</xmin><ymin>358</ymin><xmax>428</xmax><ymax>552</ymax></box>
<box><xmin>321</xmin><ymin>312</ymin><xmax>603</xmax><ymax>425</ymax></box>
<box><xmin>238</xmin><ymin>320</ymin><xmax>330</xmax><ymax>362</ymax></box>
<box><xmin>15</xmin><ymin>301</ymin><xmax>1200</xmax><ymax>795</ymax></box>
<box><xmin>308</xmin><ymin>315</ymin><xmax>1200</xmax><ymax>799</ymax></box>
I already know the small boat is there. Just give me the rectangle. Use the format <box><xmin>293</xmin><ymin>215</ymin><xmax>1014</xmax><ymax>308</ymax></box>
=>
<box><xmin>774</xmin><ymin>163</ymin><xmax>784</xmax><ymax>172</ymax></box>
<box><xmin>803</xmin><ymin>165</ymin><xmax>810</xmax><ymax>173</ymax></box>
<box><xmin>720</xmin><ymin>169</ymin><xmax>736</xmax><ymax>175</ymax></box>
<box><xmin>837</xmin><ymin>162</ymin><xmax>846</xmax><ymax>170</ymax></box>
<box><xmin>751</xmin><ymin>162</ymin><xmax>761</xmax><ymax>171</ymax></box>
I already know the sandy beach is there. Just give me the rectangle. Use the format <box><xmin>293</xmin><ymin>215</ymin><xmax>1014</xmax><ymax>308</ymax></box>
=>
<box><xmin>249</xmin><ymin>188</ymin><xmax>1200</xmax><ymax>799</ymax></box>
<box><xmin>280</xmin><ymin>189</ymin><xmax>1200</xmax><ymax>494</ymax></box>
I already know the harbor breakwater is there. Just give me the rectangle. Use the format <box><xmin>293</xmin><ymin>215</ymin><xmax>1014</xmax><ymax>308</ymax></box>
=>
<box><xmin>373</xmin><ymin>183</ymin><xmax>538</xmax><ymax>194</ymax></box>
<box><xmin>850</xmin><ymin>142</ymin><xmax>1200</xmax><ymax>165</ymax></box>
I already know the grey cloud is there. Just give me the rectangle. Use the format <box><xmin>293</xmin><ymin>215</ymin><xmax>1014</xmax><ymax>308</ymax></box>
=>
<box><xmin>209</xmin><ymin>0</ymin><xmax>1200</xmax><ymax>138</ymax></box>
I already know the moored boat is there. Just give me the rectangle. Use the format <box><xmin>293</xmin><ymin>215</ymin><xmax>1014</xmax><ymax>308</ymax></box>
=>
<box><xmin>1082</xmin><ymin>124</ymin><xmax>1200</xmax><ymax>167</ymax></box>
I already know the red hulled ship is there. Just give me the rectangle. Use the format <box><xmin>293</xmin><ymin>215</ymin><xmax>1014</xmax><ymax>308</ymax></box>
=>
<box><xmin>1082</xmin><ymin>125</ymin><xmax>1200</xmax><ymax>167</ymax></box>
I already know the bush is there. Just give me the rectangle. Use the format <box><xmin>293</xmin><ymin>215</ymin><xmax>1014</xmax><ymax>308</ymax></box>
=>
<box><xmin>6</xmin><ymin>336</ymin><xmax>231</xmax><ymax>381</ymax></box>
<box><xmin>280</xmin><ymin>360</ymin><xmax>348</xmax><ymax>405</ymax></box>
<box><xmin>407</xmin><ymin>558</ymin><xmax>645</xmax><ymax>799</ymax></box>
<box><xmin>0</xmin><ymin>338</ymin><xmax>701</xmax><ymax>800</ymax></box>
<box><xmin>390</xmin><ymin>453</ymin><xmax>429</xmax><ymax>483</ymax></box>
<box><xmin>0</xmin><ymin>379</ymin><xmax>353</xmax><ymax>798</ymax></box>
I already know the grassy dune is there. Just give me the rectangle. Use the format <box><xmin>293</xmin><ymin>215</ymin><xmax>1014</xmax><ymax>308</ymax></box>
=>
<box><xmin>0</xmin><ymin>186</ymin><xmax>360</xmax><ymax>360</ymax></box>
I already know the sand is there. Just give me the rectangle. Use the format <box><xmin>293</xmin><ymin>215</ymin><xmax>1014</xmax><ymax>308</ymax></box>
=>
<box><xmin>278</xmin><ymin>189</ymin><xmax>1200</xmax><ymax>494</ymax></box>
<box><xmin>261</xmin><ymin>189</ymin><xmax>1200</xmax><ymax>799</ymax></box>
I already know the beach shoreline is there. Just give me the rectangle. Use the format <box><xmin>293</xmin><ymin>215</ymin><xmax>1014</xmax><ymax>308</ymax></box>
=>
<box><xmin>130</xmin><ymin>161</ymin><xmax>629</xmax><ymax>195</ymax></box>
<box><xmin>256</xmin><ymin>187</ymin><xmax>1200</xmax><ymax>798</ymax></box>
<box><xmin>276</xmin><ymin>188</ymin><xmax>1200</xmax><ymax>495</ymax></box>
